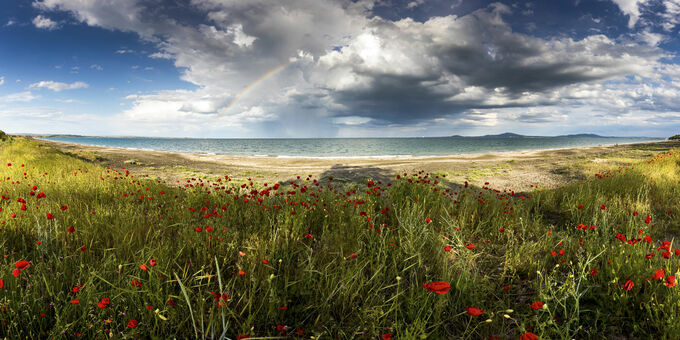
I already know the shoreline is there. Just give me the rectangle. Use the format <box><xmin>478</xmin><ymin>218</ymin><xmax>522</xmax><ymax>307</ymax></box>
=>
<box><xmin>34</xmin><ymin>137</ymin><xmax>665</xmax><ymax>161</ymax></box>
<box><xmin>35</xmin><ymin>137</ymin><xmax>680</xmax><ymax>191</ymax></box>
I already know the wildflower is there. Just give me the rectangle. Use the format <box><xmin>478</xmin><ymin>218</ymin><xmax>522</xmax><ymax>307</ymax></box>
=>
<box><xmin>600</xmin><ymin>204</ymin><xmax>606</xmax><ymax>210</ymax></box>
<box><xmin>591</xmin><ymin>268</ymin><xmax>598</xmax><ymax>276</ymax></box>
<box><xmin>444</xmin><ymin>246</ymin><xmax>452</xmax><ymax>252</ymax></box>
<box><xmin>238</xmin><ymin>270</ymin><xmax>245</xmax><ymax>276</ymax></box>
<box><xmin>236</xmin><ymin>335</ymin><xmax>249</xmax><ymax>340</ymax></box>
<box><xmin>46</xmin><ymin>213</ymin><xmax>54</xmax><ymax>220</ymax></box>
<box><xmin>139</xmin><ymin>264</ymin><xmax>148</xmax><ymax>271</ymax></box>
<box><xmin>130</xmin><ymin>280</ymin><xmax>142</xmax><ymax>288</ymax></box>
<box><xmin>422</xmin><ymin>281</ymin><xmax>451</xmax><ymax>295</ymax></box>
<box><xmin>466</xmin><ymin>306</ymin><xmax>484</xmax><ymax>316</ymax></box>
<box><xmin>530</xmin><ymin>301</ymin><xmax>543</xmax><ymax>310</ymax></box>
<box><xmin>622</xmin><ymin>279</ymin><xmax>634</xmax><ymax>291</ymax></box>
<box><xmin>652</xmin><ymin>268</ymin><xmax>666</xmax><ymax>280</ymax></box>
<box><xmin>70</xmin><ymin>299</ymin><xmax>80</xmax><ymax>304</ymax></box>
<box><xmin>466</xmin><ymin>243</ymin><xmax>475</xmax><ymax>249</ymax></box>
<box><xmin>149</xmin><ymin>259</ymin><xmax>157</xmax><ymax>267</ymax></box>
<box><xmin>127</xmin><ymin>319</ymin><xmax>138</xmax><ymax>328</ymax></box>
<box><xmin>520</xmin><ymin>332</ymin><xmax>539</xmax><ymax>340</ymax></box>
<box><xmin>425</xmin><ymin>217</ymin><xmax>432</xmax><ymax>224</ymax></box>
<box><xmin>97</xmin><ymin>297</ymin><xmax>110</xmax><ymax>309</ymax></box>
<box><xmin>666</xmin><ymin>275</ymin><xmax>676</xmax><ymax>288</ymax></box>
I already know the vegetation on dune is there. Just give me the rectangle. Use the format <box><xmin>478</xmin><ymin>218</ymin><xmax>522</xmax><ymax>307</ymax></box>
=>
<box><xmin>669</xmin><ymin>134</ymin><xmax>680</xmax><ymax>140</ymax></box>
<box><xmin>1</xmin><ymin>137</ymin><xmax>680</xmax><ymax>339</ymax></box>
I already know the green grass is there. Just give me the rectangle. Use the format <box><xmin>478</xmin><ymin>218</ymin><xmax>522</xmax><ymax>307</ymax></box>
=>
<box><xmin>1</xmin><ymin>137</ymin><xmax>680</xmax><ymax>339</ymax></box>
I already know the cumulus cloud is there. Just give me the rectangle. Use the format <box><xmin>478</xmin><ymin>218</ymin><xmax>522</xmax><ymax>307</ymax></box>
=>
<box><xmin>29</xmin><ymin>80</ymin><xmax>88</xmax><ymax>91</ymax></box>
<box><xmin>0</xmin><ymin>76</ymin><xmax>4</xmax><ymax>85</ymax></box>
<box><xmin>32</xmin><ymin>15</ymin><xmax>59</xmax><ymax>30</ymax></box>
<box><xmin>90</xmin><ymin>64</ymin><xmax>103</xmax><ymax>71</ymax></box>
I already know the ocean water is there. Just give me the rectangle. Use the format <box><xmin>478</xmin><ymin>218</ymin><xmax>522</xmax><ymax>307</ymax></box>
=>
<box><xmin>38</xmin><ymin>136</ymin><xmax>662</xmax><ymax>158</ymax></box>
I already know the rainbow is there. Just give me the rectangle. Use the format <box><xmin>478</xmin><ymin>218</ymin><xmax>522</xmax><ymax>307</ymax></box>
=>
<box><xmin>223</xmin><ymin>61</ymin><xmax>294</xmax><ymax>112</ymax></box>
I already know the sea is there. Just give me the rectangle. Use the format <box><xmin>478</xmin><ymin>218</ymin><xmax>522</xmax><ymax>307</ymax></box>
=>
<box><xmin>37</xmin><ymin>135</ymin><xmax>663</xmax><ymax>158</ymax></box>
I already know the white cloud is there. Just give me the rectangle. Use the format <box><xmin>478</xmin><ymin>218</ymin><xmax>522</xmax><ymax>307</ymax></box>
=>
<box><xmin>29</xmin><ymin>80</ymin><xmax>89</xmax><ymax>91</ymax></box>
<box><xmin>5</xmin><ymin>19</ymin><xmax>16</xmax><ymax>27</ymax></box>
<box><xmin>116</xmin><ymin>49</ymin><xmax>134</xmax><ymax>54</ymax></box>
<box><xmin>0</xmin><ymin>91</ymin><xmax>38</xmax><ymax>102</ymax></box>
<box><xmin>32</xmin><ymin>15</ymin><xmax>59</xmax><ymax>30</ymax></box>
<box><xmin>0</xmin><ymin>76</ymin><xmax>4</xmax><ymax>85</ymax></box>
<box><xmin>90</xmin><ymin>64</ymin><xmax>103</xmax><ymax>71</ymax></box>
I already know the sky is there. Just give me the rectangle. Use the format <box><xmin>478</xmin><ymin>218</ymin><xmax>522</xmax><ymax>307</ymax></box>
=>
<box><xmin>1</xmin><ymin>0</ymin><xmax>680</xmax><ymax>138</ymax></box>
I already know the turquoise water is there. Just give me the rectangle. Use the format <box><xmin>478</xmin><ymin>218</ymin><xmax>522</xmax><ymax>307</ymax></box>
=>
<box><xmin>38</xmin><ymin>136</ymin><xmax>662</xmax><ymax>158</ymax></box>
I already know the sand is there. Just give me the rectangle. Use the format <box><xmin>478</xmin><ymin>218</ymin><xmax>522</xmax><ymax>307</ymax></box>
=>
<box><xmin>37</xmin><ymin>138</ymin><xmax>680</xmax><ymax>191</ymax></box>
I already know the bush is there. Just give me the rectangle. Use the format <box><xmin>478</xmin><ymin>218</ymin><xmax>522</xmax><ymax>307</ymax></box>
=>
<box><xmin>0</xmin><ymin>130</ymin><xmax>7</xmax><ymax>141</ymax></box>
<box><xmin>669</xmin><ymin>134</ymin><xmax>680</xmax><ymax>140</ymax></box>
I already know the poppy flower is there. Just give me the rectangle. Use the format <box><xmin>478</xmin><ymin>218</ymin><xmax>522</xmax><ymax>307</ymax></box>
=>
<box><xmin>130</xmin><ymin>280</ymin><xmax>142</xmax><ymax>287</ymax></box>
<box><xmin>12</xmin><ymin>268</ymin><xmax>20</xmax><ymax>277</ymax></box>
<box><xmin>139</xmin><ymin>264</ymin><xmax>148</xmax><ymax>271</ymax></box>
<box><xmin>236</xmin><ymin>335</ymin><xmax>249</xmax><ymax>340</ymax></box>
<box><xmin>577</xmin><ymin>204</ymin><xmax>583</xmax><ymax>210</ymax></box>
<box><xmin>591</xmin><ymin>268</ymin><xmax>598</xmax><ymax>276</ymax></box>
<box><xmin>0</xmin><ymin>279</ymin><xmax>3</xmax><ymax>289</ymax></box>
<box><xmin>652</xmin><ymin>269</ymin><xmax>666</xmax><ymax>280</ymax></box>
<box><xmin>466</xmin><ymin>243</ymin><xmax>475</xmax><ymax>249</ymax></box>
<box><xmin>70</xmin><ymin>299</ymin><xmax>80</xmax><ymax>304</ymax></box>
<box><xmin>530</xmin><ymin>301</ymin><xmax>543</xmax><ymax>310</ymax></box>
<box><xmin>46</xmin><ymin>213</ymin><xmax>54</xmax><ymax>220</ymax></box>
<box><xmin>238</xmin><ymin>270</ymin><xmax>245</xmax><ymax>276</ymax></box>
<box><xmin>60</xmin><ymin>205</ymin><xmax>68</xmax><ymax>211</ymax></box>
<box><xmin>97</xmin><ymin>298</ymin><xmax>110</xmax><ymax>309</ymax></box>
<box><xmin>444</xmin><ymin>246</ymin><xmax>452</xmax><ymax>252</ymax></box>
<box><xmin>520</xmin><ymin>332</ymin><xmax>539</xmax><ymax>340</ymax></box>
<box><xmin>149</xmin><ymin>259</ymin><xmax>157</xmax><ymax>267</ymax></box>
<box><xmin>666</xmin><ymin>275</ymin><xmax>676</xmax><ymax>288</ymax></box>
<box><xmin>633</xmin><ymin>211</ymin><xmax>638</xmax><ymax>216</ymax></box>
<box><xmin>127</xmin><ymin>319</ymin><xmax>138</xmax><ymax>328</ymax></box>
<box><xmin>425</xmin><ymin>217</ymin><xmax>432</xmax><ymax>224</ymax></box>
<box><xmin>622</xmin><ymin>279</ymin><xmax>634</xmax><ymax>291</ymax></box>
<box><xmin>422</xmin><ymin>281</ymin><xmax>451</xmax><ymax>295</ymax></box>
<box><xmin>15</xmin><ymin>260</ymin><xmax>30</xmax><ymax>270</ymax></box>
<box><xmin>466</xmin><ymin>306</ymin><xmax>484</xmax><ymax>316</ymax></box>
<box><xmin>381</xmin><ymin>333</ymin><xmax>393</xmax><ymax>340</ymax></box>
<box><xmin>600</xmin><ymin>204</ymin><xmax>606</xmax><ymax>210</ymax></box>
<box><xmin>68</xmin><ymin>226</ymin><xmax>75</xmax><ymax>233</ymax></box>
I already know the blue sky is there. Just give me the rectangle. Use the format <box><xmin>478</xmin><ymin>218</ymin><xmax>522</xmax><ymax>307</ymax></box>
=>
<box><xmin>1</xmin><ymin>0</ymin><xmax>680</xmax><ymax>137</ymax></box>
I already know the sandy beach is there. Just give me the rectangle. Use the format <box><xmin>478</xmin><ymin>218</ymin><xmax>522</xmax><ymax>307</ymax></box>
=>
<box><xmin>37</xmin><ymin>138</ymin><xmax>679</xmax><ymax>191</ymax></box>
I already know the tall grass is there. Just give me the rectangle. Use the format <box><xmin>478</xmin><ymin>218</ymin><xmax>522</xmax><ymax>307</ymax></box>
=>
<box><xmin>0</xmin><ymin>137</ymin><xmax>679</xmax><ymax>338</ymax></box>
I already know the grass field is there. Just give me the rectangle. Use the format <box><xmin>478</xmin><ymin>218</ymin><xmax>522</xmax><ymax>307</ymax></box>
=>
<box><xmin>1</xmin><ymin>136</ymin><xmax>680</xmax><ymax>339</ymax></box>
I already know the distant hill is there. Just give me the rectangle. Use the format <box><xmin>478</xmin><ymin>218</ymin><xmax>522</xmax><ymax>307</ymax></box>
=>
<box><xmin>481</xmin><ymin>132</ymin><xmax>525</xmax><ymax>138</ymax></box>
<box><xmin>447</xmin><ymin>132</ymin><xmax>647</xmax><ymax>138</ymax></box>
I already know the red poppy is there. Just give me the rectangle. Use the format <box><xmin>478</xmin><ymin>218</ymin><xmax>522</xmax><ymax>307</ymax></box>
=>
<box><xmin>466</xmin><ymin>306</ymin><xmax>484</xmax><ymax>316</ymax></box>
<box><xmin>149</xmin><ymin>259</ymin><xmax>157</xmax><ymax>267</ymax></box>
<box><xmin>591</xmin><ymin>268</ymin><xmax>598</xmax><ymax>276</ymax></box>
<box><xmin>70</xmin><ymin>299</ymin><xmax>80</xmax><ymax>304</ymax></box>
<box><xmin>236</xmin><ymin>335</ymin><xmax>249</xmax><ymax>340</ymax></box>
<box><xmin>622</xmin><ymin>279</ymin><xmax>634</xmax><ymax>291</ymax></box>
<box><xmin>304</xmin><ymin>234</ymin><xmax>313</xmax><ymax>239</ymax></box>
<box><xmin>381</xmin><ymin>333</ymin><xmax>393</xmax><ymax>340</ymax></box>
<box><xmin>12</xmin><ymin>268</ymin><xmax>20</xmax><ymax>278</ymax></box>
<box><xmin>46</xmin><ymin>213</ymin><xmax>54</xmax><ymax>220</ymax></box>
<box><xmin>444</xmin><ymin>246</ymin><xmax>452</xmax><ymax>252</ymax></box>
<box><xmin>530</xmin><ymin>301</ymin><xmax>543</xmax><ymax>310</ymax></box>
<box><xmin>425</xmin><ymin>217</ymin><xmax>432</xmax><ymax>224</ymax></box>
<box><xmin>666</xmin><ymin>275</ymin><xmax>676</xmax><ymax>288</ymax></box>
<box><xmin>520</xmin><ymin>332</ymin><xmax>539</xmax><ymax>340</ymax></box>
<box><xmin>238</xmin><ymin>270</ymin><xmax>245</xmax><ymax>276</ymax></box>
<box><xmin>652</xmin><ymin>268</ymin><xmax>666</xmax><ymax>280</ymax></box>
<box><xmin>0</xmin><ymin>279</ymin><xmax>3</xmax><ymax>289</ymax></box>
<box><xmin>60</xmin><ymin>205</ymin><xmax>68</xmax><ymax>211</ymax></box>
<box><xmin>68</xmin><ymin>226</ymin><xmax>75</xmax><ymax>233</ymax></box>
<box><xmin>600</xmin><ymin>204</ymin><xmax>606</xmax><ymax>210</ymax></box>
<box><xmin>14</xmin><ymin>260</ymin><xmax>30</xmax><ymax>270</ymax></box>
<box><xmin>633</xmin><ymin>211</ymin><xmax>638</xmax><ymax>216</ymax></box>
<box><xmin>97</xmin><ymin>297</ymin><xmax>110</xmax><ymax>309</ymax></box>
<box><xmin>130</xmin><ymin>280</ymin><xmax>142</xmax><ymax>287</ymax></box>
<box><xmin>466</xmin><ymin>243</ymin><xmax>475</xmax><ymax>249</ymax></box>
<box><xmin>127</xmin><ymin>319</ymin><xmax>138</xmax><ymax>328</ymax></box>
<box><xmin>139</xmin><ymin>264</ymin><xmax>148</xmax><ymax>271</ymax></box>
<box><xmin>577</xmin><ymin>204</ymin><xmax>583</xmax><ymax>209</ymax></box>
<box><xmin>422</xmin><ymin>281</ymin><xmax>451</xmax><ymax>295</ymax></box>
